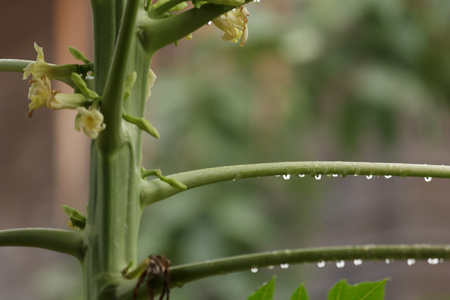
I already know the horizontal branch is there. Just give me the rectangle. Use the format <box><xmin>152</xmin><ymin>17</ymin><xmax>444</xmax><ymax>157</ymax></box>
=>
<box><xmin>140</xmin><ymin>161</ymin><xmax>450</xmax><ymax>206</ymax></box>
<box><xmin>0</xmin><ymin>228</ymin><xmax>84</xmax><ymax>260</ymax></box>
<box><xmin>169</xmin><ymin>244</ymin><xmax>450</xmax><ymax>286</ymax></box>
<box><xmin>116</xmin><ymin>244</ymin><xmax>450</xmax><ymax>299</ymax></box>
<box><xmin>0</xmin><ymin>59</ymin><xmax>34</xmax><ymax>73</ymax></box>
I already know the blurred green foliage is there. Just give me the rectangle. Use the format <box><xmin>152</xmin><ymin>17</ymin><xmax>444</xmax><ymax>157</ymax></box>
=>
<box><xmin>136</xmin><ymin>1</ymin><xmax>450</xmax><ymax>299</ymax></box>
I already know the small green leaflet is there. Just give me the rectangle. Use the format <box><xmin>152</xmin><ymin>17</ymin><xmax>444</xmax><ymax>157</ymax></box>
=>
<box><xmin>290</xmin><ymin>283</ymin><xmax>308</xmax><ymax>300</ymax></box>
<box><xmin>246</xmin><ymin>278</ymin><xmax>388</xmax><ymax>300</ymax></box>
<box><xmin>247</xmin><ymin>277</ymin><xmax>276</xmax><ymax>300</ymax></box>
<box><xmin>328</xmin><ymin>279</ymin><xmax>389</xmax><ymax>300</ymax></box>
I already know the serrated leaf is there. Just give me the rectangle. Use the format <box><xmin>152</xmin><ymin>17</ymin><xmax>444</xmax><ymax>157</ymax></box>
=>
<box><xmin>247</xmin><ymin>277</ymin><xmax>276</xmax><ymax>300</ymax></box>
<box><xmin>328</xmin><ymin>279</ymin><xmax>388</xmax><ymax>300</ymax></box>
<box><xmin>290</xmin><ymin>283</ymin><xmax>309</xmax><ymax>300</ymax></box>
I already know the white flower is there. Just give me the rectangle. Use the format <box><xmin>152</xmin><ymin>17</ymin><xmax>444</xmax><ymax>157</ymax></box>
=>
<box><xmin>212</xmin><ymin>7</ymin><xmax>249</xmax><ymax>46</ymax></box>
<box><xmin>74</xmin><ymin>107</ymin><xmax>106</xmax><ymax>139</ymax></box>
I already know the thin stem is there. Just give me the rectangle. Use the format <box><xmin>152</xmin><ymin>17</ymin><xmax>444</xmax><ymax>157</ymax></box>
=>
<box><xmin>116</xmin><ymin>244</ymin><xmax>450</xmax><ymax>299</ymax></box>
<box><xmin>0</xmin><ymin>228</ymin><xmax>84</xmax><ymax>260</ymax></box>
<box><xmin>0</xmin><ymin>59</ymin><xmax>34</xmax><ymax>73</ymax></box>
<box><xmin>139</xmin><ymin>1</ymin><xmax>253</xmax><ymax>52</ymax></box>
<box><xmin>147</xmin><ymin>0</ymin><xmax>187</xmax><ymax>19</ymax></box>
<box><xmin>98</xmin><ymin>0</ymin><xmax>141</xmax><ymax>153</ymax></box>
<box><xmin>170</xmin><ymin>244</ymin><xmax>450</xmax><ymax>285</ymax></box>
<box><xmin>141</xmin><ymin>161</ymin><xmax>450</xmax><ymax>206</ymax></box>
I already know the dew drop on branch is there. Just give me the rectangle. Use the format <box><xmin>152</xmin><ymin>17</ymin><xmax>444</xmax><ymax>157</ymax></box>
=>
<box><xmin>407</xmin><ymin>259</ymin><xmax>416</xmax><ymax>266</ymax></box>
<box><xmin>366</xmin><ymin>175</ymin><xmax>373</xmax><ymax>180</ymax></box>
<box><xmin>280</xmin><ymin>263</ymin><xmax>290</xmax><ymax>269</ymax></box>
<box><xmin>250</xmin><ymin>267</ymin><xmax>259</xmax><ymax>273</ymax></box>
<box><xmin>336</xmin><ymin>260</ymin><xmax>345</xmax><ymax>268</ymax></box>
<box><xmin>424</xmin><ymin>177</ymin><xmax>432</xmax><ymax>182</ymax></box>
<box><xmin>353</xmin><ymin>259</ymin><xmax>363</xmax><ymax>266</ymax></box>
<box><xmin>299</xmin><ymin>174</ymin><xmax>305</xmax><ymax>178</ymax></box>
<box><xmin>283</xmin><ymin>174</ymin><xmax>291</xmax><ymax>180</ymax></box>
<box><xmin>317</xmin><ymin>261</ymin><xmax>326</xmax><ymax>268</ymax></box>
<box><xmin>428</xmin><ymin>258</ymin><xmax>440</xmax><ymax>265</ymax></box>
<box><xmin>384</xmin><ymin>175</ymin><xmax>392</xmax><ymax>179</ymax></box>
<box><xmin>253</xmin><ymin>0</ymin><xmax>261</xmax><ymax>3</ymax></box>
<box><xmin>385</xmin><ymin>258</ymin><xmax>391</xmax><ymax>264</ymax></box>
<box><xmin>332</xmin><ymin>174</ymin><xmax>338</xmax><ymax>177</ymax></box>
<box><xmin>267</xmin><ymin>265</ymin><xmax>274</xmax><ymax>270</ymax></box>
<box><xmin>315</xmin><ymin>174</ymin><xmax>321</xmax><ymax>180</ymax></box>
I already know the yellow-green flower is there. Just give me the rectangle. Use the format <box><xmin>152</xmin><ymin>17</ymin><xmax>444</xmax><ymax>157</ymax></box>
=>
<box><xmin>74</xmin><ymin>107</ymin><xmax>106</xmax><ymax>139</ymax></box>
<box><xmin>212</xmin><ymin>7</ymin><xmax>249</xmax><ymax>46</ymax></box>
<box><xmin>49</xmin><ymin>93</ymin><xmax>88</xmax><ymax>110</ymax></box>
<box><xmin>23</xmin><ymin>43</ymin><xmax>54</xmax><ymax>80</ymax></box>
<box><xmin>27</xmin><ymin>76</ymin><xmax>54</xmax><ymax>117</ymax></box>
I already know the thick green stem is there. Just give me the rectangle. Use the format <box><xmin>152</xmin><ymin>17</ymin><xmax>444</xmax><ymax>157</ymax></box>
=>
<box><xmin>91</xmin><ymin>0</ymin><xmax>116</xmax><ymax>94</ymax></box>
<box><xmin>115</xmin><ymin>244</ymin><xmax>450</xmax><ymax>299</ymax></box>
<box><xmin>98</xmin><ymin>0</ymin><xmax>141</xmax><ymax>153</ymax></box>
<box><xmin>140</xmin><ymin>161</ymin><xmax>450</xmax><ymax>206</ymax></box>
<box><xmin>0</xmin><ymin>228</ymin><xmax>84</xmax><ymax>260</ymax></box>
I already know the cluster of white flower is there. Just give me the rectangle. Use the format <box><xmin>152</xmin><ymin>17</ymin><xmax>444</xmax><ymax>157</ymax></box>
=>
<box><xmin>23</xmin><ymin>43</ymin><xmax>105</xmax><ymax>139</ymax></box>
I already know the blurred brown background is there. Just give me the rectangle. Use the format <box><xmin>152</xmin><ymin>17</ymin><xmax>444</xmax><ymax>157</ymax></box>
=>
<box><xmin>1</xmin><ymin>1</ymin><xmax>450</xmax><ymax>299</ymax></box>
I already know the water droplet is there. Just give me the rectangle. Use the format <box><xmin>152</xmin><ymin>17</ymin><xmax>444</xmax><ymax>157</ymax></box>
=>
<box><xmin>250</xmin><ymin>267</ymin><xmax>259</xmax><ymax>273</ymax></box>
<box><xmin>207</xmin><ymin>21</ymin><xmax>212</xmax><ymax>26</ymax></box>
<box><xmin>336</xmin><ymin>260</ymin><xmax>345</xmax><ymax>268</ymax></box>
<box><xmin>366</xmin><ymin>175</ymin><xmax>373</xmax><ymax>180</ymax></box>
<box><xmin>384</xmin><ymin>175</ymin><xmax>392</xmax><ymax>179</ymax></box>
<box><xmin>280</xmin><ymin>263</ymin><xmax>290</xmax><ymax>269</ymax></box>
<box><xmin>407</xmin><ymin>259</ymin><xmax>416</xmax><ymax>266</ymax></box>
<box><xmin>424</xmin><ymin>177</ymin><xmax>432</xmax><ymax>182</ymax></box>
<box><xmin>275</xmin><ymin>175</ymin><xmax>280</xmax><ymax>177</ymax></box>
<box><xmin>332</xmin><ymin>174</ymin><xmax>338</xmax><ymax>177</ymax></box>
<box><xmin>299</xmin><ymin>174</ymin><xmax>305</xmax><ymax>178</ymax></box>
<box><xmin>353</xmin><ymin>259</ymin><xmax>363</xmax><ymax>266</ymax></box>
<box><xmin>428</xmin><ymin>258</ymin><xmax>440</xmax><ymax>265</ymax></box>
<box><xmin>253</xmin><ymin>0</ymin><xmax>261</xmax><ymax>3</ymax></box>
<box><xmin>283</xmin><ymin>174</ymin><xmax>291</xmax><ymax>180</ymax></box>
<box><xmin>315</xmin><ymin>174</ymin><xmax>321</xmax><ymax>180</ymax></box>
<box><xmin>267</xmin><ymin>265</ymin><xmax>274</xmax><ymax>270</ymax></box>
<box><xmin>385</xmin><ymin>259</ymin><xmax>391</xmax><ymax>264</ymax></box>
<box><xmin>317</xmin><ymin>261</ymin><xmax>326</xmax><ymax>268</ymax></box>
<box><xmin>440</xmin><ymin>258</ymin><xmax>445</xmax><ymax>263</ymax></box>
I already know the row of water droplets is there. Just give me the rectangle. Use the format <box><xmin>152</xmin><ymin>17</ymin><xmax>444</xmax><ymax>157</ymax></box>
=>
<box><xmin>250</xmin><ymin>257</ymin><xmax>444</xmax><ymax>273</ymax></box>
<box><xmin>275</xmin><ymin>173</ymin><xmax>432</xmax><ymax>182</ymax></box>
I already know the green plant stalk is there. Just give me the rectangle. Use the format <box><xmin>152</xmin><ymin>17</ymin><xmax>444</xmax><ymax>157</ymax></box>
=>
<box><xmin>0</xmin><ymin>228</ymin><xmax>84</xmax><ymax>260</ymax></box>
<box><xmin>115</xmin><ymin>244</ymin><xmax>450</xmax><ymax>299</ymax></box>
<box><xmin>141</xmin><ymin>161</ymin><xmax>450</xmax><ymax>206</ymax></box>
<box><xmin>82</xmin><ymin>0</ymin><xmax>150</xmax><ymax>299</ymax></box>
<box><xmin>0</xmin><ymin>59</ymin><xmax>35</xmax><ymax>72</ymax></box>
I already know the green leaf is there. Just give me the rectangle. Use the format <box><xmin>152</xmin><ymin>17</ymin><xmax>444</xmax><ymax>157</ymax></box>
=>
<box><xmin>328</xmin><ymin>279</ymin><xmax>389</xmax><ymax>300</ymax></box>
<box><xmin>247</xmin><ymin>277</ymin><xmax>275</xmax><ymax>300</ymax></box>
<box><xmin>62</xmin><ymin>205</ymin><xmax>87</xmax><ymax>230</ymax></box>
<box><xmin>290</xmin><ymin>283</ymin><xmax>309</xmax><ymax>300</ymax></box>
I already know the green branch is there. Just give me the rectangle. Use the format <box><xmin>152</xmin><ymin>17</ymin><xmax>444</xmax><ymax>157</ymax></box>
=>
<box><xmin>98</xmin><ymin>0</ymin><xmax>141</xmax><ymax>153</ymax></box>
<box><xmin>0</xmin><ymin>59</ymin><xmax>34</xmax><ymax>73</ymax></box>
<box><xmin>0</xmin><ymin>228</ymin><xmax>84</xmax><ymax>260</ymax></box>
<box><xmin>169</xmin><ymin>244</ymin><xmax>450</xmax><ymax>286</ymax></box>
<box><xmin>138</xmin><ymin>0</ymin><xmax>253</xmax><ymax>52</ymax></box>
<box><xmin>140</xmin><ymin>161</ymin><xmax>450</xmax><ymax>206</ymax></box>
<box><xmin>115</xmin><ymin>244</ymin><xmax>450</xmax><ymax>299</ymax></box>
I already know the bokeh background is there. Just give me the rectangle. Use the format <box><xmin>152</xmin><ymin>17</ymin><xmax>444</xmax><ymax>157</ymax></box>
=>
<box><xmin>1</xmin><ymin>0</ymin><xmax>450</xmax><ymax>299</ymax></box>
